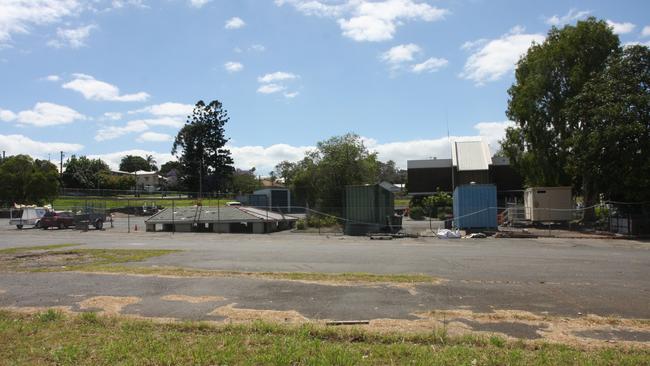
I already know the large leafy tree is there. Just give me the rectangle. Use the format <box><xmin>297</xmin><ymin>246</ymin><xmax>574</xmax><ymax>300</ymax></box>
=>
<box><xmin>119</xmin><ymin>155</ymin><xmax>153</xmax><ymax>172</ymax></box>
<box><xmin>230</xmin><ymin>168</ymin><xmax>260</xmax><ymax>194</ymax></box>
<box><xmin>62</xmin><ymin>155</ymin><xmax>110</xmax><ymax>189</ymax></box>
<box><xmin>501</xmin><ymin>17</ymin><xmax>620</xmax><ymax>215</ymax></box>
<box><xmin>0</xmin><ymin>155</ymin><xmax>59</xmax><ymax>205</ymax></box>
<box><xmin>275</xmin><ymin>133</ymin><xmax>379</xmax><ymax>213</ymax></box>
<box><xmin>566</xmin><ymin>45</ymin><xmax>650</xmax><ymax>204</ymax></box>
<box><xmin>172</xmin><ymin>100</ymin><xmax>234</xmax><ymax>193</ymax></box>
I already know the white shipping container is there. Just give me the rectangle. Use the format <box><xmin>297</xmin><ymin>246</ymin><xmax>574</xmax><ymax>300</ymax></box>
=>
<box><xmin>524</xmin><ymin>187</ymin><xmax>573</xmax><ymax>222</ymax></box>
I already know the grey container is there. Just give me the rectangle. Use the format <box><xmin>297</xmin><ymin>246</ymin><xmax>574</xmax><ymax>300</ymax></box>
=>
<box><xmin>344</xmin><ymin>184</ymin><xmax>396</xmax><ymax>235</ymax></box>
<box><xmin>453</xmin><ymin>184</ymin><xmax>497</xmax><ymax>229</ymax></box>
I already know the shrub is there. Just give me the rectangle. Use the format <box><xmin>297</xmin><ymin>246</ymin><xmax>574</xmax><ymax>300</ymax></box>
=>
<box><xmin>307</xmin><ymin>215</ymin><xmax>338</xmax><ymax>228</ymax></box>
<box><xmin>296</xmin><ymin>219</ymin><xmax>306</xmax><ymax>230</ymax></box>
<box><xmin>410</xmin><ymin>206</ymin><xmax>425</xmax><ymax>220</ymax></box>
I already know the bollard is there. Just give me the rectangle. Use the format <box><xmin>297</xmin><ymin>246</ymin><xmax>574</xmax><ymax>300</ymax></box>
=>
<box><xmin>134</xmin><ymin>224</ymin><xmax>138</xmax><ymax>232</ymax></box>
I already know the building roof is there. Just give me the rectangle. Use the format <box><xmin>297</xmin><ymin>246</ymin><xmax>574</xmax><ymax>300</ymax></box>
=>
<box><xmin>145</xmin><ymin>205</ymin><xmax>297</xmax><ymax>224</ymax></box>
<box><xmin>451</xmin><ymin>139</ymin><xmax>491</xmax><ymax>171</ymax></box>
<box><xmin>407</xmin><ymin>158</ymin><xmax>452</xmax><ymax>169</ymax></box>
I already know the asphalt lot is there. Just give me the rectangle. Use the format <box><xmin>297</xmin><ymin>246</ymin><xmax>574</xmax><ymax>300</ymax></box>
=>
<box><xmin>1</xmin><ymin>217</ymin><xmax>649</xmax><ymax>343</ymax></box>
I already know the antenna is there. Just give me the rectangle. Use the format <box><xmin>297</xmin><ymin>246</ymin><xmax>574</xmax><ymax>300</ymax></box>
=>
<box><xmin>446</xmin><ymin>109</ymin><xmax>454</xmax><ymax>192</ymax></box>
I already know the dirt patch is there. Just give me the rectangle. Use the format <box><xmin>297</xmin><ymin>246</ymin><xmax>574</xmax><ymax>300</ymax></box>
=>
<box><xmin>209</xmin><ymin>303</ymin><xmax>308</xmax><ymax>324</ymax></box>
<box><xmin>161</xmin><ymin>294</ymin><xmax>226</xmax><ymax>304</ymax></box>
<box><xmin>0</xmin><ymin>251</ymin><xmax>94</xmax><ymax>269</ymax></box>
<box><xmin>78</xmin><ymin>296</ymin><xmax>141</xmax><ymax>315</ymax></box>
<box><xmin>0</xmin><ymin>305</ymin><xmax>74</xmax><ymax>315</ymax></box>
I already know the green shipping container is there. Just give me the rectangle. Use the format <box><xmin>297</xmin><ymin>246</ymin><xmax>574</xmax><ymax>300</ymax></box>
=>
<box><xmin>345</xmin><ymin>184</ymin><xmax>395</xmax><ymax>235</ymax></box>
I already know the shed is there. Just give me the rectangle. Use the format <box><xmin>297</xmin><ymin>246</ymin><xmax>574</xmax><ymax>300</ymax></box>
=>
<box><xmin>253</xmin><ymin>188</ymin><xmax>291</xmax><ymax>213</ymax></box>
<box><xmin>524</xmin><ymin>187</ymin><xmax>573</xmax><ymax>222</ymax></box>
<box><xmin>453</xmin><ymin>184</ymin><xmax>497</xmax><ymax>229</ymax></box>
<box><xmin>344</xmin><ymin>184</ymin><xmax>400</xmax><ymax>236</ymax></box>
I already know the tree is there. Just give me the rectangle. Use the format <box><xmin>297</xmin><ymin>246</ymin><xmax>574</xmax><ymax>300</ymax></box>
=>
<box><xmin>119</xmin><ymin>155</ymin><xmax>152</xmax><ymax>172</ymax></box>
<box><xmin>0</xmin><ymin>155</ymin><xmax>59</xmax><ymax>205</ymax></box>
<box><xmin>61</xmin><ymin>155</ymin><xmax>110</xmax><ymax>189</ymax></box>
<box><xmin>377</xmin><ymin>160</ymin><xmax>403</xmax><ymax>183</ymax></box>
<box><xmin>501</xmin><ymin>17</ymin><xmax>620</xmax><ymax>218</ymax></box>
<box><xmin>276</xmin><ymin>133</ymin><xmax>379</xmax><ymax>214</ymax></box>
<box><xmin>159</xmin><ymin>160</ymin><xmax>182</xmax><ymax>176</ymax></box>
<box><xmin>172</xmin><ymin>100</ymin><xmax>234</xmax><ymax>194</ymax></box>
<box><xmin>566</xmin><ymin>45</ymin><xmax>650</xmax><ymax>203</ymax></box>
<box><xmin>145</xmin><ymin>155</ymin><xmax>158</xmax><ymax>171</ymax></box>
<box><xmin>230</xmin><ymin>168</ymin><xmax>260</xmax><ymax>194</ymax></box>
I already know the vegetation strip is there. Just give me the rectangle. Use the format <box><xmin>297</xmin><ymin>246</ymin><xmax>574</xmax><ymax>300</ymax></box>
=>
<box><xmin>0</xmin><ymin>310</ymin><xmax>647</xmax><ymax>365</ymax></box>
<box><xmin>0</xmin><ymin>245</ymin><xmax>438</xmax><ymax>285</ymax></box>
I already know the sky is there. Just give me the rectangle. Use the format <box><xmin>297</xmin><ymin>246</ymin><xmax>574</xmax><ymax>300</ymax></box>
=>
<box><xmin>1</xmin><ymin>0</ymin><xmax>649</xmax><ymax>174</ymax></box>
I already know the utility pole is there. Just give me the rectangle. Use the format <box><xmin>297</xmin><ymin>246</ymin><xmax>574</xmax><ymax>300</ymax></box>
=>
<box><xmin>59</xmin><ymin>151</ymin><xmax>65</xmax><ymax>177</ymax></box>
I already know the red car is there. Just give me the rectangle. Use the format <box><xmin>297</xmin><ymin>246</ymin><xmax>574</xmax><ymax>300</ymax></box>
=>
<box><xmin>40</xmin><ymin>211</ymin><xmax>75</xmax><ymax>229</ymax></box>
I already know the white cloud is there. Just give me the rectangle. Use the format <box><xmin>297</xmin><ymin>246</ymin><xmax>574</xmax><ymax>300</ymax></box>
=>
<box><xmin>277</xmin><ymin>0</ymin><xmax>448</xmax><ymax>42</ymax></box>
<box><xmin>606</xmin><ymin>20</ymin><xmax>635</xmax><ymax>35</ymax></box>
<box><xmin>642</xmin><ymin>25</ymin><xmax>650</xmax><ymax>37</ymax></box>
<box><xmin>257</xmin><ymin>83</ymin><xmax>286</xmax><ymax>94</ymax></box>
<box><xmin>225</xmin><ymin>17</ymin><xmax>245</xmax><ymax>29</ymax></box>
<box><xmin>90</xmin><ymin>120</ymin><xmax>516</xmax><ymax>174</ymax></box>
<box><xmin>381</xmin><ymin>43</ymin><xmax>421</xmax><ymax>64</ymax></box>
<box><xmin>95</xmin><ymin>120</ymin><xmax>149</xmax><ymax>141</ymax></box>
<box><xmin>89</xmin><ymin>149</ymin><xmax>174</xmax><ymax>171</ymax></box>
<box><xmin>411</xmin><ymin>57</ymin><xmax>448</xmax><ymax>73</ymax></box>
<box><xmin>47</xmin><ymin>24</ymin><xmax>96</xmax><ymax>48</ymax></box>
<box><xmin>44</xmin><ymin>74</ymin><xmax>60</xmax><ymax>82</ymax></box>
<box><xmin>63</xmin><ymin>73</ymin><xmax>150</xmax><ymax>102</ymax></box>
<box><xmin>0</xmin><ymin>108</ymin><xmax>17</xmax><ymax>121</ymax></box>
<box><xmin>258</xmin><ymin>71</ymin><xmax>299</xmax><ymax>83</ymax></box>
<box><xmin>130</xmin><ymin>102</ymin><xmax>193</xmax><ymax>117</ymax></box>
<box><xmin>95</xmin><ymin>117</ymin><xmax>184</xmax><ymax>141</ymax></box>
<box><xmin>102</xmin><ymin>112</ymin><xmax>122</xmax><ymax>120</ymax></box>
<box><xmin>136</xmin><ymin>131</ymin><xmax>173</xmax><ymax>143</ymax></box>
<box><xmin>623</xmin><ymin>40</ymin><xmax>650</xmax><ymax>48</ymax></box>
<box><xmin>249</xmin><ymin>44</ymin><xmax>265</xmax><ymax>52</ymax></box>
<box><xmin>228</xmin><ymin>143</ymin><xmax>313</xmax><ymax>172</ymax></box>
<box><xmin>544</xmin><ymin>9</ymin><xmax>590</xmax><ymax>26</ymax></box>
<box><xmin>257</xmin><ymin>72</ymin><xmax>300</xmax><ymax>97</ymax></box>
<box><xmin>473</xmin><ymin>121</ymin><xmax>516</xmax><ymax>148</ymax></box>
<box><xmin>1</xmin><ymin>102</ymin><xmax>86</xmax><ymax>126</ymax></box>
<box><xmin>224</xmin><ymin>61</ymin><xmax>243</xmax><ymax>73</ymax></box>
<box><xmin>0</xmin><ymin>0</ymin><xmax>82</xmax><ymax>45</ymax></box>
<box><xmin>189</xmin><ymin>0</ymin><xmax>211</xmax><ymax>8</ymax></box>
<box><xmin>461</xmin><ymin>26</ymin><xmax>544</xmax><ymax>85</ymax></box>
<box><xmin>0</xmin><ymin>134</ymin><xmax>83</xmax><ymax>158</ymax></box>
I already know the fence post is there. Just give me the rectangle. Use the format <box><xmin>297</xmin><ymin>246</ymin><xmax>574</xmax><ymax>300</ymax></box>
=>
<box><xmin>127</xmin><ymin>199</ymin><xmax>130</xmax><ymax>233</ymax></box>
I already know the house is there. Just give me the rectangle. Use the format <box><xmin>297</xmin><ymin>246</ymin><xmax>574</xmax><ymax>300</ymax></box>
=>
<box><xmin>110</xmin><ymin>170</ymin><xmax>166</xmax><ymax>191</ymax></box>
<box><xmin>406</xmin><ymin>138</ymin><xmax>524</xmax><ymax>205</ymax></box>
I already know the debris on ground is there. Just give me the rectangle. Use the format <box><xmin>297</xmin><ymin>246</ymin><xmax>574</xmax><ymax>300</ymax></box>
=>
<box><xmin>436</xmin><ymin>229</ymin><xmax>461</xmax><ymax>239</ymax></box>
<box><xmin>465</xmin><ymin>233</ymin><xmax>487</xmax><ymax>239</ymax></box>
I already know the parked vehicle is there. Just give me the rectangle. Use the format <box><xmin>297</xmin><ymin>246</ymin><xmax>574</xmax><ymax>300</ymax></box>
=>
<box><xmin>40</xmin><ymin>211</ymin><xmax>75</xmax><ymax>229</ymax></box>
<box><xmin>9</xmin><ymin>206</ymin><xmax>48</xmax><ymax>229</ymax></box>
<box><xmin>74</xmin><ymin>211</ymin><xmax>107</xmax><ymax>230</ymax></box>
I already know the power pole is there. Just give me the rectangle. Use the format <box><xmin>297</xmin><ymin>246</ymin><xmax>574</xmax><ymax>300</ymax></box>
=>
<box><xmin>59</xmin><ymin>151</ymin><xmax>65</xmax><ymax>177</ymax></box>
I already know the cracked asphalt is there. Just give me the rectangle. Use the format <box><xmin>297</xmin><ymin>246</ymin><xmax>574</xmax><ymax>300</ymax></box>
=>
<box><xmin>1</xmin><ymin>218</ymin><xmax>649</xmax><ymax>342</ymax></box>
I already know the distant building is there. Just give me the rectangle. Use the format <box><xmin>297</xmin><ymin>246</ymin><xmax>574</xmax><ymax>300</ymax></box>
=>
<box><xmin>110</xmin><ymin>170</ymin><xmax>166</xmax><ymax>191</ymax></box>
<box><xmin>406</xmin><ymin>139</ymin><xmax>524</xmax><ymax>204</ymax></box>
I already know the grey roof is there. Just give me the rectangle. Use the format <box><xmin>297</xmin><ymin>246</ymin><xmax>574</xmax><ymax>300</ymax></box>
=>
<box><xmin>407</xmin><ymin>158</ymin><xmax>452</xmax><ymax>169</ymax></box>
<box><xmin>451</xmin><ymin>140</ymin><xmax>491</xmax><ymax>171</ymax></box>
<box><xmin>146</xmin><ymin>206</ymin><xmax>298</xmax><ymax>224</ymax></box>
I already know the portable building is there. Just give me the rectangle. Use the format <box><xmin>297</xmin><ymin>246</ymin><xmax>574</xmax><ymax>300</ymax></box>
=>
<box><xmin>453</xmin><ymin>184</ymin><xmax>497</xmax><ymax>229</ymax></box>
<box><xmin>253</xmin><ymin>188</ymin><xmax>291</xmax><ymax>213</ymax></box>
<box><xmin>344</xmin><ymin>184</ymin><xmax>400</xmax><ymax>236</ymax></box>
<box><xmin>524</xmin><ymin>187</ymin><xmax>573</xmax><ymax>222</ymax></box>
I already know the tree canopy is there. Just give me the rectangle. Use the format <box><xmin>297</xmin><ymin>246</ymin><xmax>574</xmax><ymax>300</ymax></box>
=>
<box><xmin>0</xmin><ymin>155</ymin><xmax>59</xmax><ymax>205</ymax></box>
<box><xmin>500</xmin><ymin>17</ymin><xmax>633</xmax><ymax>215</ymax></box>
<box><xmin>172</xmin><ymin>100</ymin><xmax>234</xmax><ymax>194</ymax></box>
<box><xmin>62</xmin><ymin>155</ymin><xmax>110</xmax><ymax>189</ymax></box>
<box><xmin>119</xmin><ymin>155</ymin><xmax>156</xmax><ymax>172</ymax></box>
<box><xmin>274</xmin><ymin>133</ymin><xmax>379</xmax><ymax>213</ymax></box>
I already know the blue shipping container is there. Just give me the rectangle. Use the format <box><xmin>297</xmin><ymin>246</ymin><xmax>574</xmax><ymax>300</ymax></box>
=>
<box><xmin>453</xmin><ymin>184</ymin><xmax>497</xmax><ymax>229</ymax></box>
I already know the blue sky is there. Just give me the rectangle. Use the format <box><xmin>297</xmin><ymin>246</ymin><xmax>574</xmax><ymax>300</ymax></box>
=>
<box><xmin>1</xmin><ymin>0</ymin><xmax>648</xmax><ymax>173</ymax></box>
